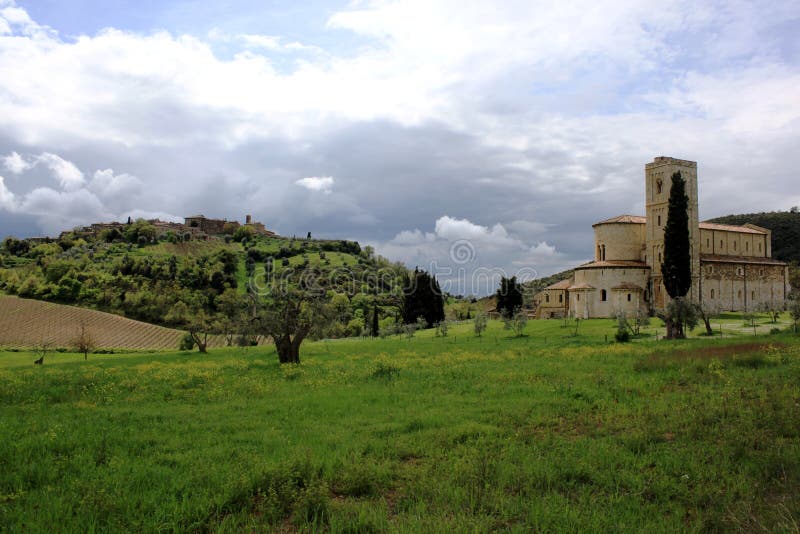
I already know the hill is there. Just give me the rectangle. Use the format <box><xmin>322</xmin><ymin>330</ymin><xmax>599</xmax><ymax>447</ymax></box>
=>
<box><xmin>0</xmin><ymin>229</ymin><xmax>410</xmax><ymax>342</ymax></box>
<box><xmin>0</xmin><ymin>294</ymin><xmax>202</xmax><ymax>349</ymax></box>
<box><xmin>708</xmin><ymin>209</ymin><xmax>800</xmax><ymax>263</ymax></box>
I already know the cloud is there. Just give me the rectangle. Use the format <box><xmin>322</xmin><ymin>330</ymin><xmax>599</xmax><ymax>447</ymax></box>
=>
<box><xmin>35</xmin><ymin>153</ymin><xmax>85</xmax><ymax>191</ymax></box>
<box><xmin>0</xmin><ymin>0</ymin><xmax>796</xmax><ymax>274</ymax></box>
<box><xmin>296</xmin><ymin>176</ymin><xmax>334</xmax><ymax>193</ymax></box>
<box><xmin>2</xmin><ymin>151</ymin><xmax>31</xmax><ymax>174</ymax></box>
<box><xmin>0</xmin><ymin>175</ymin><xmax>15</xmax><ymax>210</ymax></box>
<box><xmin>374</xmin><ymin>215</ymin><xmax>568</xmax><ymax>296</ymax></box>
<box><xmin>89</xmin><ymin>168</ymin><xmax>143</xmax><ymax>203</ymax></box>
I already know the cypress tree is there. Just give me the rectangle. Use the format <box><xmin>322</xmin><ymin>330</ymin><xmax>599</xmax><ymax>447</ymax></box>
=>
<box><xmin>496</xmin><ymin>276</ymin><xmax>523</xmax><ymax>318</ymax></box>
<box><xmin>371</xmin><ymin>305</ymin><xmax>380</xmax><ymax>337</ymax></box>
<box><xmin>402</xmin><ymin>268</ymin><xmax>445</xmax><ymax>327</ymax></box>
<box><xmin>661</xmin><ymin>171</ymin><xmax>692</xmax><ymax>298</ymax></box>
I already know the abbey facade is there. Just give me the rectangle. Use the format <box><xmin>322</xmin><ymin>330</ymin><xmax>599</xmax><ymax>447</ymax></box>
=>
<box><xmin>534</xmin><ymin>157</ymin><xmax>790</xmax><ymax>319</ymax></box>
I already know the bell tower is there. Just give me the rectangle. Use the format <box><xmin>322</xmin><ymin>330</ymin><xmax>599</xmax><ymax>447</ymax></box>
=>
<box><xmin>644</xmin><ymin>156</ymin><xmax>700</xmax><ymax>310</ymax></box>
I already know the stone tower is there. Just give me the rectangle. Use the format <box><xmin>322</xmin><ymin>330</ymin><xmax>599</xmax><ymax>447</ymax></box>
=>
<box><xmin>644</xmin><ymin>156</ymin><xmax>700</xmax><ymax>310</ymax></box>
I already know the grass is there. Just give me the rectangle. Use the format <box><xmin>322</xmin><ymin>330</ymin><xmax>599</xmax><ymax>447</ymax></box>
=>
<box><xmin>1</xmin><ymin>320</ymin><xmax>799</xmax><ymax>532</ymax></box>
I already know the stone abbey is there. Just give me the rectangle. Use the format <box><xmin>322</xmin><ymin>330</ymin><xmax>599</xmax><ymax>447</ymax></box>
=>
<box><xmin>534</xmin><ymin>156</ymin><xmax>791</xmax><ymax>319</ymax></box>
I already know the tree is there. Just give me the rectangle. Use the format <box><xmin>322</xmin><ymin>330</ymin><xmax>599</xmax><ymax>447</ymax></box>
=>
<box><xmin>759</xmin><ymin>300</ymin><xmax>785</xmax><ymax>324</ymax></box>
<box><xmin>505</xmin><ymin>310</ymin><xmax>527</xmax><ymax>337</ymax></box>
<box><xmin>186</xmin><ymin>310</ymin><xmax>218</xmax><ymax>353</ymax></box>
<box><xmin>663</xmin><ymin>298</ymin><xmax>699</xmax><ymax>338</ymax></box>
<box><xmin>473</xmin><ymin>312</ymin><xmax>488</xmax><ymax>337</ymax></box>
<box><xmin>371</xmin><ymin>306</ymin><xmax>380</xmax><ymax>337</ymax></box>
<box><xmin>789</xmin><ymin>297</ymin><xmax>800</xmax><ymax>333</ymax></box>
<box><xmin>401</xmin><ymin>269</ymin><xmax>445</xmax><ymax>327</ymax></box>
<box><xmin>496</xmin><ymin>276</ymin><xmax>523</xmax><ymax>319</ymax></box>
<box><xmin>72</xmin><ymin>322</ymin><xmax>95</xmax><ymax>360</ymax></box>
<box><xmin>661</xmin><ymin>171</ymin><xmax>693</xmax><ymax>339</ymax></box>
<box><xmin>233</xmin><ymin>225</ymin><xmax>255</xmax><ymax>242</ymax></box>
<box><xmin>255</xmin><ymin>286</ymin><xmax>331</xmax><ymax>364</ymax></box>
<box><xmin>694</xmin><ymin>301</ymin><xmax>720</xmax><ymax>336</ymax></box>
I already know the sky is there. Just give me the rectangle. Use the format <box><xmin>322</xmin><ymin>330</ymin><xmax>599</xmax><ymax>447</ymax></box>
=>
<box><xmin>0</xmin><ymin>0</ymin><xmax>798</xmax><ymax>295</ymax></box>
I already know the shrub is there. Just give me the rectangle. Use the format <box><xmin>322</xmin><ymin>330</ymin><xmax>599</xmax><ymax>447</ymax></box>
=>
<box><xmin>615</xmin><ymin>327</ymin><xmax>631</xmax><ymax>342</ymax></box>
<box><xmin>179</xmin><ymin>333</ymin><xmax>195</xmax><ymax>351</ymax></box>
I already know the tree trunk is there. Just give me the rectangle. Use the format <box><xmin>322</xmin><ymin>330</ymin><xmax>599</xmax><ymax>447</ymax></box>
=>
<box><xmin>276</xmin><ymin>336</ymin><xmax>298</xmax><ymax>364</ymax></box>
<box><xmin>703</xmin><ymin>317</ymin><xmax>713</xmax><ymax>336</ymax></box>
<box><xmin>665</xmin><ymin>316</ymin><xmax>675</xmax><ymax>339</ymax></box>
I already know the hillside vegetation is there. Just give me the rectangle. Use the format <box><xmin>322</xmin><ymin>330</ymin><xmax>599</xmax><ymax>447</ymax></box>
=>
<box><xmin>1</xmin><ymin>321</ymin><xmax>798</xmax><ymax>531</ymax></box>
<box><xmin>0</xmin><ymin>228</ymin><xmax>409</xmax><ymax>341</ymax></box>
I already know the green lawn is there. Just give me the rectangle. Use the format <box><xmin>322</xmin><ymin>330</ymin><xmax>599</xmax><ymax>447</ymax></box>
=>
<box><xmin>1</xmin><ymin>319</ymin><xmax>799</xmax><ymax>532</ymax></box>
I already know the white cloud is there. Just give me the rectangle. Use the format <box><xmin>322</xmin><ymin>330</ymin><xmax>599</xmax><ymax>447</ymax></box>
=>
<box><xmin>89</xmin><ymin>168</ymin><xmax>143</xmax><ymax>200</ymax></box>
<box><xmin>17</xmin><ymin>187</ymin><xmax>109</xmax><ymax>234</ymax></box>
<box><xmin>0</xmin><ymin>175</ymin><xmax>16</xmax><ymax>210</ymax></box>
<box><xmin>2</xmin><ymin>151</ymin><xmax>31</xmax><ymax>174</ymax></box>
<box><xmin>35</xmin><ymin>153</ymin><xmax>85</xmax><ymax>191</ymax></box>
<box><xmin>296</xmin><ymin>176</ymin><xmax>334</xmax><ymax>193</ymax></box>
<box><xmin>375</xmin><ymin>215</ymin><xmax>568</xmax><ymax>295</ymax></box>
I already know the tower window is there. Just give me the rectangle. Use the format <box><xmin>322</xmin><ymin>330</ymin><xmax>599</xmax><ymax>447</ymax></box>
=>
<box><xmin>559</xmin><ymin>294</ymin><xmax>563</xmax><ymax>303</ymax></box>
<box><xmin>752</xmin><ymin>291</ymin><xmax>755</xmax><ymax>300</ymax></box>
<box><xmin>577</xmin><ymin>294</ymin><xmax>580</xmax><ymax>302</ymax></box>
<box><xmin>627</xmin><ymin>293</ymin><xmax>632</xmax><ymax>302</ymax></box>
<box><xmin>601</xmin><ymin>289</ymin><xmax>607</xmax><ymax>302</ymax></box>
<box><xmin>733</xmin><ymin>242</ymin><xmax>737</xmax><ymax>251</ymax></box>
<box><xmin>656</xmin><ymin>179</ymin><xmax>663</xmax><ymax>194</ymax></box>
<box><xmin>657</xmin><ymin>215</ymin><xmax>661</xmax><ymax>226</ymax></box>
<box><xmin>545</xmin><ymin>294</ymin><xmax>550</xmax><ymax>303</ymax></box>
<box><xmin>720</xmin><ymin>240</ymin><xmax>724</xmax><ymax>248</ymax></box>
<box><xmin>745</xmin><ymin>242</ymin><xmax>749</xmax><ymax>252</ymax></box>
<box><xmin>738</xmin><ymin>289</ymin><xmax>742</xmax><ymax>299</ymax></box>
<box><xmin>710</xmin><ymin>289</ymin><xmax>715</xmax><ymax>299</ymax></box>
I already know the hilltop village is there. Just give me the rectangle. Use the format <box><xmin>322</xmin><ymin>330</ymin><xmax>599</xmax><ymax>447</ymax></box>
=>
<box><xmin>69</xmin><ymin>214</ymin><xmax>275</xmax><ymax>242</ymax></box>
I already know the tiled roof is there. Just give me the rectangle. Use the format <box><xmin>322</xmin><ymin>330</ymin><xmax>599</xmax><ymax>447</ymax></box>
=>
<box><xmin>568</xmin><ymin>282</ymin><xmax>596</xmax><ymax>290</ymax></box>
<box><xmin>699</xmin><ymin>222</ymin><xmax>767</xmax><ymax>234</ymax></box>
<box><xmin>611</xmin><ymin>282</ymin><xmax>643</xmax><ymax>291</ymax></box>
<box><xmin>593</xmin><ymin>215</ymin><xmax>647</xmax><ymax>226</ymax></box>
<box><xmin>575</xmin><ymin>260</ymin><xmax>650</xmax><ymax>269</ymax></box>
<box><xmin>544</xmin><ymin>279</ymin><xmax>573</xmax><ymax>290</ymax></box>
<box><xmin>700</xmin><ymin>254</ymin><xmax>787</xmax><ymax>266</ymax></box>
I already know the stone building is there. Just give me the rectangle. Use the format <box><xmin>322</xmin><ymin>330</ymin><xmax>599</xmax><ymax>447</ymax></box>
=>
<box><xmin>534</xmin><ymin>156</ymin><xmax>790</xmax><ymax>319</ymax></box>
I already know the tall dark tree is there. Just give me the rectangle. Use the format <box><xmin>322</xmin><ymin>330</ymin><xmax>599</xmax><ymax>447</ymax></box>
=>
<box><xmin>496</xmin><ymin>276</ymin><xmax>523</xmax><ymax>318</ymax></box>
<box><xmin>371</xmin><ymin>305</ymin><xmax>380</xmax><ymax>337</ymax></box>
<box><xmin>661</xmin><ymin>171</ymin><xmax>693</xmax><ymax>339</ymax></box>
<box><xmin>661</xmin><ymin>171</ymin><xmax>692</xmax><ymax>298</ymax></box>
<box><xmin>402</xmin><ymin>268</ymin><xmax>445</xmax><ymax>327</ymax></box>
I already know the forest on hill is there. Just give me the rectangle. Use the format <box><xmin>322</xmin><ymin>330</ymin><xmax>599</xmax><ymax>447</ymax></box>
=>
<box><xmin>0</xmin><ymin>221</ymin><xmax>419</xmax><ymax>341</ymax></box>
<box><xmin>708</xmin><ymin>209</ymin><xmax>800</xmax><ymax>263</ymax></box>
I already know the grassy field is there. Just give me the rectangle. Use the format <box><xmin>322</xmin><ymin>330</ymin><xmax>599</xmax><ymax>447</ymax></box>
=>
<box><xmin>1</xmin><ymin>318</ymin><xmax>799</xmax><ymax>532</ymax></box>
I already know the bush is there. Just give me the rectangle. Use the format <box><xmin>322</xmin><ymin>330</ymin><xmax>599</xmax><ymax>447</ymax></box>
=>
<box><xmin>179</xmin><ymin>333</ymin><xmax>195</xmax><ymax>350</ymax></box>
<box><xmin>615</xmin><ymin>327</ymin><xmax>631</xmax><ymax>343</ymax></box>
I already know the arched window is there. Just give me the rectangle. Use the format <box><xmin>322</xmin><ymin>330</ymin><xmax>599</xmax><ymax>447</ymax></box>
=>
<box><xmin>545</xmin><ymin>294</ymin><xmax>550</xmax><ymax>303</ymax></box>
<box><xmin>745</xmin><ymin>242</ymin><xmax>749</xmax><ymax>252</ymax></box>
<box><xmin>577</xmin><ymin>293</ymin><xmax>580</xmax><ymax>302</ymax></box>
<box><xmin>656</xmin><ymin>179</ymin><xmax>663</xmax><ymax>194</ymax></box>
<box><xmin>710</xmin><ymin>289</ymin><xmax>715</xmax><ymax>299</ymax></box>
<box><xmin>559</xmin><ymin>294</ymin><xmax>563</xmax><ymax>303</ymax></box>
<box><xmin>657</xmin><ymin>215</ymin><xmax>661</xmax><ymax>226</ymax></box>
<box><xmin>752</xmin><ymin>291</ymin><xmax>755</xmax><ymax>300</ymax></box>
<box><xmin>601</xmin><ymin>289</ymin><xmax>607</xmax><ymax>302</ymax></box>
<box><xmin>738</xmin><ymin>289</ymin><xmax>742</xmax><ymax>300</ymax></box>
<box><xmin>627</xmin><ymin>293</ymin><xmax>632</xmax><ymax>302</ymax></box>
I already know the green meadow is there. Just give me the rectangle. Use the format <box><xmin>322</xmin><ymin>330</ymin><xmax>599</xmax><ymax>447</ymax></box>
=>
<box><xmin>1</xmin><ymin>318</ymin><xmax>799</xmax><ymax>532</ymax></box>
